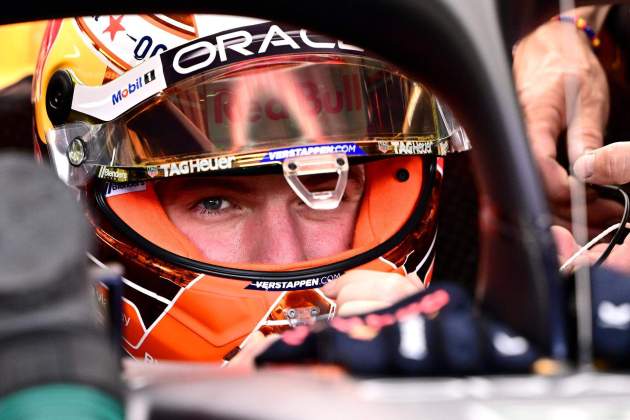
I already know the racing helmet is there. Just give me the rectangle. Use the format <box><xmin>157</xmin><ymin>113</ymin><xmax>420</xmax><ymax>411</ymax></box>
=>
<box><xmin>33</xmin><ymin>14</ymin><xmax>471</xmax><ymax>362</ymax></box>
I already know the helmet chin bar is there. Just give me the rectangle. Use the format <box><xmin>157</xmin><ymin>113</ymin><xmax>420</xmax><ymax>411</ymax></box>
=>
<box><xmin>282</xmin><ymin>153</ymin><xmax>349</xmax><ymax>210</ymax></box>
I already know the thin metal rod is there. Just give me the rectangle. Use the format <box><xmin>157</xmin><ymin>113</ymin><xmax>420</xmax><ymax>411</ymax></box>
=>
<box><xmin>560</xmin><ymin>0</ymin><xmax>593</xmax><ymax>370</ymax></box>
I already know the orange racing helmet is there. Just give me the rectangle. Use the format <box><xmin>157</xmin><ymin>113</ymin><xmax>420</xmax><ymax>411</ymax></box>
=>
<box><xmin>33</xmin><ymin>14</ymin><xmax>471</xmax><ymax>362</ymax></box>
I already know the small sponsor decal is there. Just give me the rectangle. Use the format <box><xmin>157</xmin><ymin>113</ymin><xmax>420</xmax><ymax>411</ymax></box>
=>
<box><xmin>112</xmin><ymin>70</ymin><xmax>156</xmax><ymax>105</ymax></box>
<box><xmin>99</xmin><ymin>166</ymin><xmax>129</xmax><ymax>182</ymax></box>
<box><xmin>390</xmin><ymin>140</ymin><xmax>432</xmax><ymax>155</ymax></box>
<box><xmin>245</xmin><ymin>273</ymin><xmax>341</xmax><ymax>291</ymax></box>
<box><xmin>261</xmin><ymin>143</ymin><xmax>365</xmax><ymax>163</ymax></box>
<box><xmin>166</xmin><ymin>23</ymin><xmax>363</xmax><ymax>80</ymax></box>
<box><xmin>105</xmin><ymin>181</ymin><xmax>147</xmax><ymax>197</ymax></box>
<box><xmin>377</xmin><ymin>141</ymin><xmax>389</xmax><ymax>154</ymax></box>
<box><xmin>159</xmin><ymin>156</ymin><xmax>235</xmax><ymax>177</ymax></box>
<box><xmin>146</xmin><ymin>165</ymin><xmax>159</xmax><ymax>178</ymax></box>
<box><xmin>71</xmin><ymin>56</ymin><xmax>167</xmax><ymax>122</ymax></box>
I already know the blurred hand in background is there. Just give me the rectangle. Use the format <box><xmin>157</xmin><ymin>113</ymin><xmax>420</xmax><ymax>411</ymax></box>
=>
<box><xmin>513</xmin><ymin>6</ymin><xmax>622</xmax><ymax>236</ymax></box>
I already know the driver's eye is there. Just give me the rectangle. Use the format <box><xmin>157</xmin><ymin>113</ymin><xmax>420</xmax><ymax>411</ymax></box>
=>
<box><xmin>201</xmin><ymin>197</ymin><xmax>230</xmax><ymax>212</ymax></box>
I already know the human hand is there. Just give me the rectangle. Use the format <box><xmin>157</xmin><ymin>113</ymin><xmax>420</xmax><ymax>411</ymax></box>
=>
<box><xmin>513</xmin><ymin>10</ymin><xmax>620</xmax><ymax>232</ymax></box>
<box><xmin>573</xmin><ymin>142</ymin><xmax>630</xmax><ymax>185</ymax></box>
<box><xmin>226</xmin><ymin>270</ymin><xmax>421</xmax><ymax>368</ymax></box>
<box><xmin>513</xmin><ymin>14</ymin><xmax>609</xmax><ymax>187</ymax></box>
<box><xmin>321</xmin><ymin>269</ymin><xmax>422</xmax><ymax>317</ymax></box>
<box><xmin>255</xmin><ymin>283</ymin><xmax>541</xmax><ymax>375</ymax></box>
<box><xmin>552</xmin><ymin>224</ymin><xmax>630</xmax><ymax>274</ymax></box>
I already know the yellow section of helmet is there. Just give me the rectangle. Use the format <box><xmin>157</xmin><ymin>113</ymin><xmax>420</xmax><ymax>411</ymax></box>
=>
<box><xmin>34</xmin><ymin>19</ymin><xmax>108</xmax><ymax>143</ymax></box>
<box><xmin>0</xmin><ymin>21</ymin><xmax>46</xmax><ymax>89</ymax></box>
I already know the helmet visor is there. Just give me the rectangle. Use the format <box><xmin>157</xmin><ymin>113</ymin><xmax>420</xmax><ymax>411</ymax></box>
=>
<box><xmin>47</xmin><ymin>55</ymin><xmax>469</xmax><ymax>186</ymax></box>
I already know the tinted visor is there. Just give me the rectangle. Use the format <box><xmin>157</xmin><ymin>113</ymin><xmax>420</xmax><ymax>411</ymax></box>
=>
<box><xmin>47</xmin><ymin>55</ymin><xmax>469</xmax><ymax>186</ymax></box>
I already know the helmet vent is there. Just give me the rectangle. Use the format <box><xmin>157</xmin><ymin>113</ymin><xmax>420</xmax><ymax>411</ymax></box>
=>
<box><xmin>46</xmin><ymin>70</ymin><xmax>75</xmax><ymax>126</ymax></box>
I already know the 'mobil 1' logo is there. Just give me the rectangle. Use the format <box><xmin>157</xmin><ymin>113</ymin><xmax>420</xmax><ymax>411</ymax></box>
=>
<box><xmin>112</xmin><ymin>70</ymin><xmax>156</xmax><ymax>105</ymax></box>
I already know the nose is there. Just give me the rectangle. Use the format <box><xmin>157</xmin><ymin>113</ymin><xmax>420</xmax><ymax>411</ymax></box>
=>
<box><xmin>249</xmin><ymin>200</ymin><xmax>307</xmax><ymax>265</ymax></box>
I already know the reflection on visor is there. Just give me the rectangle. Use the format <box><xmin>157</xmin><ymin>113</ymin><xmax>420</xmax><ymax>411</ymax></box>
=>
<box><xmin>47</xmin><ymin>55</ymin><xmax>469</xmax><ymax>187</ymax></box>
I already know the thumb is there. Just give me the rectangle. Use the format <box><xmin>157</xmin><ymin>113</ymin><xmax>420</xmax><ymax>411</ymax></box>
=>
<box><xmin>550</xmin><ymin>225</ymin><xmax>579</xmax><ymax>266</ymax></box>
<box><xmin>573</xmin><ymin>142</ymin><xmax>630</xmax><ymax>185</ymax></box>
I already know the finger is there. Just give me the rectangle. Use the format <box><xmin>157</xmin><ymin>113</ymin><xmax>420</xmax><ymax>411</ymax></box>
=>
<box><xmin>565</xmin><ymin>76</ymin><xmax>607</xmax><ymax>162</ymax></box>
<box><xmin>227</xmin><ymin>332</ymin><xmax>280</xmax><ymax>370</ymax></box>
<box><xmin>551</xmin><ymin>213</ymin><xmax>621</xmax><ymax>242</ymax></box>
<box><xmin>337</xmin><ymin>300</ymin><xmax>392</xmax><ymax>317</ymax></box>
<box><xmin>515</xmin><ymin>46</ymin><xmax>571</xmax><ymax>201</ymax></box>
<box><xmin>550</xmin><ymin>179</ymin><xmax>624</xmax><ymax>226</ymax></box>
<box><xmin>535</xmin><ymin>154</ymin><xmax>571</xmax><ymax>203</ymax></box>
<box><xmin>554</xmin><ymin>224</ymin><xmax>630</xmax><ymax>275</ymax></box>
<box><xmin>573</xmin><ymin>142</ymin><xmax>630</xmax><ymax>185</ymax></box>
<box><xmin>587</xmin><ymin>197</ymin><xmax>625</xmax><ymax>227</ymax></box>
<box><xmin>522</xmin><ymin>98</ymin><xmax>571</xmax><ymax>203</ymax></box>
<box><xmin>525</xmin><ymin>104</ymin><xmax>564</xmax><ymax>161</ymax></box>
<box><xmin>551</xmin><ymin>225</ymin><xmax>580</xmax><ymax>266</ymax></box>
<box><xmin>568</xmin><ymin>176</ymin><xmax>625</xmax><ymax>227</ymax></box>
<box><xmin>528</xmin><ymin>123</ymin><xmax>561</xmax><ymax>159</ymax></box>
<box><xmin>321</xmin><ymin>269</ymin><xmax>416</xmax><ymax>299</ymax></box>
<box><xmin>550</xmin><ymin>224</ymin><xmax>594</xmax><ymax>273</ymax></box>
<box><xmin>334</xmin><ymin>271</ymin><xmax>419</xmax><ymax>311</ymax></box>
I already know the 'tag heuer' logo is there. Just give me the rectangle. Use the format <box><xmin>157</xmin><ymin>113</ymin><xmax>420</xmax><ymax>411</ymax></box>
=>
<box><xmin>112</xmin><ymin>70</ymin><xmax>157</xmax><ymax>105</ymax></box>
